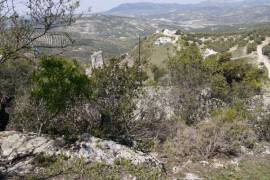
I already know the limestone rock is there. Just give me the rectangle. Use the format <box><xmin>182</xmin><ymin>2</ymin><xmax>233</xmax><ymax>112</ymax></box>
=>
<box><xmin>185</xmin><ymin>173</ymin><xmax>201</xmax><ymax>180</ymax></box>
<box><xmin>0</xmin><ymin>131</ymin><xmax>163</xmax><ymax>176</ymax></box>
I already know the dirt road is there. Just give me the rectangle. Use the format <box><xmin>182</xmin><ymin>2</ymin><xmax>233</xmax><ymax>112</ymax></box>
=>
<box><xmin>257</xmin><ymin>37</ymin><xmax>270</xmax><ymax>79</ymax></box>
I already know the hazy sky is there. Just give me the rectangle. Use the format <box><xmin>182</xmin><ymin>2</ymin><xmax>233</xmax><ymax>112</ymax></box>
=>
<box><xmin>79</xmin><ymin>0</ymin><xmax>204</xmax><ymax>13</ymax></box>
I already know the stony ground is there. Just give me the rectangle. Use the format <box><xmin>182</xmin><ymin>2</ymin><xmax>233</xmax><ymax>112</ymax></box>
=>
<box><xmin>0</xmin><ymin>131</ymin><xmax>162</xmax><ymax>178</ymax></box>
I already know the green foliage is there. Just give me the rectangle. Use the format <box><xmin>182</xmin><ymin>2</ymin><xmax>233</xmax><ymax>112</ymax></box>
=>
<box><xmin>32</xmin><ymin>153</ymin><xmax>57</xmax><ymax>168</ymax></box>
<box><xmin>0</xmin><ymin>59</ymin><xmax>33</xmax><ymax>97</ymax></box>
<box><xmin>262</xmin><ymin>44</ymin><xmax>270</xmax><ymax>58</ymax></box>
<box><xmin>32</xmin><ymin>56</ymin><xmax>91</xmax><ymax>115</ymax></box>
<box><xmin>168</xmin><ymin>43</ymin><xmax>210</xmax><ymax>124</ymax></box>
<box><xmin>205</xmin><ymin>157</ymin><xmax>270</xmax><ymax>180</ymax></box>
<box><xmin>167</xmin><ymin>42</ymin><xmax>266</xmax><ymax>124</ymax></box>
<box><xmin>247</xmin><ymin>42</ymin><xmax>257</xmax><ymax>54</ymax></box>
<box><xmin>27</xmin><ymin>56</ymin><xmax>94</xmax><ymax>136</ymax></box>
<box><xmin>16</xmin><ymin>56</ymin><xmax>150</xmax><ymax>143</ymax></box>
<box><xmin>163</xmin><ymin>120</ymin><xmax>256</xmax><ymax>160</ymax></box>
<box><xmin>218</xmin><ymin>52</ymin><xmax>232</xmax><ymax>64</ymax></box>
<box><xmin>238</xmin><ymin>39</ymin><xmax>249</xmax><ymax>47</ymax></box>
<box><xmin>0</xmin><ymin>59</ymin><xmax>36</xmax><ymax>130</ymax></box>
<box><xmin>206</xmin><ymin>39</ymin><xmax>237</xmax><ymax>53</ymax></box>
<box><xmin>168</xmin><ymin>43</ymin><xmax>208</xmax><ymax>89</ymax></box>
<box><xmin>255</xmin><ymin>38</ymin><xmax>262</xmax><ymax>45</ymax></box>
<box><xmin>150</xmin><ymin>64</ymin><xmax>166</xmax><ymax>82</ymax></box>
<box><xmin>255</xmin><ymin>110</ymin><xmax>270</xmax><ymax>141</ymax></box>
<box><xmin>211</xmin><ymin>103</ymin><xmax>252</xmax><ymax>123</ymax></box>
<box><xmin>30</xmin><ymin>156</ymin><xmax>164</xmax><ymax>180</ymax></box>
<box><xmin>91</xmin><ymin>58</ymin><xmax>147</xmax><ymax>141</ymax></box>
<box><xmin>208</xmin><ymin>55</ymin><xmax>266</xmax><ymax>102</ymax></box>
<box><xmin>211</xmin><ymin>74</ymin><xmax>230</xmax><ymax>99</ymax></box>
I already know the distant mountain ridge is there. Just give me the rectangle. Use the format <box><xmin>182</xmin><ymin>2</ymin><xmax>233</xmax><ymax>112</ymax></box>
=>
<box><xmin>104</xmin><ymin>0</ymin><xmax>270</xmax><ymax>25</ymax></box>
<box><xmin>104</xmin><ymin>3</ymin><xmax>193</xmax><ymax>16</ymax></box>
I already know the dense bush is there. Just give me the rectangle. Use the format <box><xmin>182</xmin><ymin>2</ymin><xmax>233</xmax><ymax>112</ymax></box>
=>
<box><xmin>255</xmin><ymin>110</ymin><xmax>270</xmax><ymax>141</ymax></box>
<box><xmin>13</xmin><ymin>56</ymin><xmax>150</xmax><ymax>145</ymax></box>
<box><xmin>205</xmin><ymin>157</ymin><xmax>270</xmax><ymax>179</ymax></box>
<box><xmin>28</xmin><ymin>56</ymin><xmax>91</xmax><ymax>135</ymax></box>
<box><xmin>90</xmin><ymin>58</ymin><xmax>147</xmax><ymax>142</ymax></box>
<box><xmin>32</xmin><ymin>56</ymin><xmax>91</xmax><ymax>115</ymax></box>
<box><xmin>168</xmin><ymin>43</ymin><xmax>210</xmax><ymax>124</ymax></box>
<box><xmin>168</xmin><ymin>43</ymin><xmax>266</xmax><ymax>124</ymax></box>
<box><xmin>205</xmin><ymin>54</ymin><xmax>266</xmax><ymax>102</ymax></box>
<box><xmin>0</xmin><ymin>59</ymin><xmax>35</xmax><ymax>130</ymax></box>
<box><xmin>247</xmin><ymin>42</ymin><xmax>257</xmax><ymax>54</ymax></box>
<box><xmin>163</xmin><ymin>120</ymin><xmax>256</xmax><ymax>160</ymax></box>
<box><xmin>238</xmin><ymin>39</ymin><xmax>249</xmax><ymax>47</ymax></box>
<box><xmin>150</xmin><ymin>64</ymin><xmax>166</xmax><ymax>82</ymax></box>
<box><xmin>30</xmin><ymin>156</ymin><xmax>164</xmax><ymax>179</ymax></box>
<box><xmin>255</xmin><ymin>38</ymin><xmax>263</xmax><ymax>45</ymax></box>
<box><xmin>249</xmin><ymin>34</ymin><xmax>265</xmax><ymax>44</ymax></box>
<box><xmin>0</xmin><ymin>59</ymin><xmax>34</xmax><ymax>98</ymax></box>
<box><xmin>262</xmin><ymin>44</ymin><xmax>270</xmax><ymax>58</ymax></box>
<box><xmin>206</xmin><ymin>39</ymin><xmax>237</xmax><ymax>53</ymax></box>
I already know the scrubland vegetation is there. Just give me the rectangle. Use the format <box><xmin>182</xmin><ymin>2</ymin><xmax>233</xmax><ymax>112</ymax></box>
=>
<box><xmin>263</xmin><ymin>43</ymin><xmax>270</xmax><ymax>58</ymax></box>
<box><xmin>1</xmin><ymin>1</ymin><xmax>270</xmax><ymax>179</ymax></box>
<box><xmin>3</xmin><ymin>36</ymin><xmax>270</xmax><ymax>178</ymax></box>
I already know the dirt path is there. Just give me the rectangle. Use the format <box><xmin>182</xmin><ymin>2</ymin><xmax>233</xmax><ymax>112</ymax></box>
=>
<box><xmin>231</xmin><ymin>54</ymin><xmax>254</xmax><ymax>60</ymax></box>
<box><xmin>257</xmin><ymin>37</ymin><xmax>270</xmax><ymax>107</ymax></box>
<box><xmin>257</xmin><ymin>37</ymin><xmax>270</xmax><ymax>79</ymax></box>
<box><xmin>229</xmin><ymin>45</ymin><xmax>238</xmax><ymax>53</ymax></box>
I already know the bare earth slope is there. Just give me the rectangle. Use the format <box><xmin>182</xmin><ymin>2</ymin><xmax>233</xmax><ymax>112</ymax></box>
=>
<box><xmin>257</xmin><ymin>37</ymin><xmax>270</xmax><ymax>79</ymax></box>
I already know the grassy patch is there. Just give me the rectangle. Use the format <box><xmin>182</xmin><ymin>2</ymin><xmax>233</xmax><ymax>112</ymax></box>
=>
<box><xmin>204</xmin><ymin>157</ymin><xmax>270</xmax><ymax>180</ymax></box>
<box><xmin>28</xmin><ymin>156</ymin><xmax>164</xmax><ymax>180</ymax></box>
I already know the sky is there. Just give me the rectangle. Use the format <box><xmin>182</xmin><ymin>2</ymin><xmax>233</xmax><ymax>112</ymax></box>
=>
<box><xmin>79</xmin><ymin>0</ymin><xmax>204</xmax><ymax>13</ymax></box>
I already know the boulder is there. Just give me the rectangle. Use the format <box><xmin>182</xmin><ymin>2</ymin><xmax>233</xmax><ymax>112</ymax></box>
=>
<box><xmin>0</xmin><ymin>131</ymin><xmax>163</xmax><ymax>176</ymax></box>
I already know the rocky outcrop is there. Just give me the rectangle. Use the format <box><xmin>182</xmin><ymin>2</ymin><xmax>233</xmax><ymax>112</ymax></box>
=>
<box><xmin>0</xmin><ymin>131</ymin><xmax>162</xmax><ymax>177</ymax></box>
<box><xmin>134</xmin><ymin>86</ymin><xmax>178</xmax><ymax>121</ymax></box>
<box><xmin>135</xmin><ymin>86</ymin><xmax>227</xmax><ymax>123</ymax></box>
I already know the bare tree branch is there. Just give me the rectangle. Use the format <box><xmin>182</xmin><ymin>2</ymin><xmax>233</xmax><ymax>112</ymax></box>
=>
<box><xmin>0</xmin><ymin>0</ymin><xmax>79</xmax><ymax>64</ymax></box>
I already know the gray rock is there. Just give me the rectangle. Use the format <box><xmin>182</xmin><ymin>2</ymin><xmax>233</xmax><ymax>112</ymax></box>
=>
<box><xmin>0</xmin><ymin>131</ymin><xmax>163</xmax><ymax>176</ymax></box>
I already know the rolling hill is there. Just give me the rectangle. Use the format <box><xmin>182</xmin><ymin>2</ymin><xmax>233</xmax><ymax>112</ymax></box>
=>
<box><xmin>105</xmin><ymin>0</ymin><xmax>270</xmax><ymax>25</ymax></box>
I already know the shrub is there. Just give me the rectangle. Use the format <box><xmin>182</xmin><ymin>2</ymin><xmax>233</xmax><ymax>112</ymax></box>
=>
<box><xmin>204</xmin><ymin>157</ymin><xmax>270</xmax><ymax>180</ymax></box>
<box><xmin>218</xmin><ymin>52</ymin><xmax>232</xmax><ymax>64</ymax></box>
<box><xmin>0</xmin><ymin>58</ymin><xmax>34</xmax><ymax>104</ymax></box>
<box><xmin>247</xmin><ymin>43</ymin><xmax>257</xmax><ymax>54</ymax></box>
<box><xmin>219</xmin><ymin>59</ymin><xmax>266</xmax><ymax>101</ymax></box>
<box><xmin>32</xmin><ymin>153</ymin><xmax>57</xmax><ymax>168</ymax></box>
<box><xmin>238</xmin><ymin>39</ymin><xmax>248</xmax><ymax>47</ymax></box>
<box><xmin>162</xmin><ymin>120</ymin><xmax>256</xmax><ymax>161</ymax></box>
<box><xmin>13</xmin><ymin>56</ymin><xmax>153</xmax><ymax>146</ymax></box>
<box><xmin>168</xmin><ymin>43</ymin><xmax>211</xmax><ymax>124</ymax></box>
<box><xmin>29</xmin><ymin>156</ymin><xmax>164</xmax><ymax>180</ymax></box>
<box><xmin>207</xmin><ymin>40</ymin><xmax>236</xmax><ymax>53</ymax></box>
<box><xmin>90</xmin><ymin>58</ymin><xmax>147</xmax><ymax>143</ymax></box>
<box><xmin>211</xmin><ymin>74</ymin><xmax>230</xmax><ymax>100</ymax></box>
<box><xmin>0</xmin><ymin>59</ymin><xmax>35</xmax><ymax>130</ymax></box>
<box><xmin>30</xmin><ymin>56</ymin><xmax>92</xmax><ymax>135</ymax></box>
<box><xmin>262</xmin><ymin>44</ymin><xmax>270</xmax><ymax>58</ymax></box>
<box><xmin>211</xmin><ymin>103</ymin><xmax>252</xmax><ymax>123</ymax></box>
<box><xmin>255</xmin><ymin>110</ymin><xmax>270</xmax><ymax>141</ymax></box>
<box><xmin>150</xmin><ymin>64</ymin><xmax>166</xmax><ymax>82</ymax></box>
<box><xmin>255</xmin><ymin>38</ymin><xmax>262</xmax><ymax>45</ymax></box>
<box><xmin>32</xmin><ymin>56</ymin><xmax>91</xmax><ymax>115</ymax></box>
<box><xmin>168</xmin><ymin>43</ymin><xmax>266</xmax><ymax>124</ymax></box>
